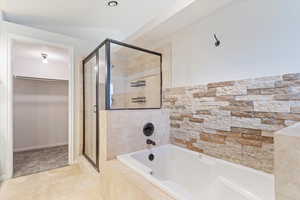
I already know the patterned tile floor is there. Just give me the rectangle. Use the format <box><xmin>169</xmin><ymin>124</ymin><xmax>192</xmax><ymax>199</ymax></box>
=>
<box><xmin>13</xmin><ymin>145</ymin><xmax>68</xmax><ymax>177</ymax></box>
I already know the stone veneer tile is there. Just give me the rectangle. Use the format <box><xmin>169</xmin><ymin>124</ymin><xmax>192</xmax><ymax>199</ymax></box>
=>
<box><xmin>254</xmin><ymin>101</ymin><xmax>290</xmax><ymax>112</ymax></box>
<box><xmin>189</xmin><ymin>117</ymin><xmax>204</xmax><ymax>123</ymax></box>
<box><xmin>261</xmin><ymin>118</ymin><xmax>285</xmax><ymax>125</ymax></box>
<box><xmin>291</xmin><ymin>106</ymin><xmax>300</xmax><ymax>113</ymax></box>
<box><xmin>164</xmin><ymin>73</ymin><xmax>300</xmax><ymax>173</ymax></box>
<box><xmin>282</xmin><ymin>73</ymin><xmax>300</xmax><ymax>81</ymax></box>
<box><xmin>196</xmin><ymin>97</ymin><xmax>216</xmax><ymax>102</ymax></box>
<box><xmin>196</xmin><ymin>101</ymin><xmax>229</xmax><ymax>107</ymax></box>
<box><xmin>203</xmin><ymin>115</ymin><xmax>231</xmax><ymax>131</ymax></box>
<box><xmin>169</xmin><ymin>115</ymin><xmax>184</xmax><ymax>121</ymax></box>
<box><xmin>275</xmin><ymin>80</ymin><xmax>300</xmax><ymax>88</ymax></box>
<box><xmin>207</xmin><ymin>81</ymin><xmax>235</xmax><ymax>88</ymax></box>
<box><xmin>242</xmin><ymin>144</ymin><xmax>274</xmax><ymax>173</ymax></box>
<box><xmin>209</xmin><ymin>109</ymin><xmax>231</xmax><ymax>116</ymax></box>
<box><xmin>231</xmin><ymin>117</ymin><xmax>261</xmax><ymax>129</ymax></box>
<box><xmin>273</xmin><ymin>94</ymin><xmax>300</xmax><ymax>101</ymax></box>
<box><xmin>247</xmin><ymin>80</ymin><xmax>275</xmax><ymax>89</ymax></box>
<box><xmin>195</xmin><ymin>140</ymin><xmax>242</xmax><ymax>164</ymax></box>
<box><xmin>235</xmin><ymin>95</ymin><xmax>273</xmax><ymax>101</ymax></box>
<box><xmin>290</xmin><ymin>101</ymin><xmax>300</xmax><ymax>113</ymax></box>
<box><xmin>275</xmin><ymin>113</ymin><xmax>300</xmax><ymax>121</ymax></box>
<box><xmin>221</xmin><ymin>100</ymin><xmax>254</xmax><ymax>112</ymax></box>
<box><xmin>196</xmin><ymin>110</ymin><xmax>211</xmax><ymax>115</ymax></box>
<box><xmin>232</xmin><ymin>117</ymin><xmax>285</xmax><ymax>132</ymax></box>
<box><xmin>248</xmin><ymin>88</ymin><xmax>289</xmax><ymax>95</ymax></box>
<box><xmin>193</xmin><ymin>88</ymin><xmax>216</xmax><ymax>98</ymax></box>
<box><xmin>216</xmin><ymin>85</ymin><xmax>247</xmax><ymax>96</ymax></box>
<box><xmin>200</xmin><ymin>133</ymin><xmax>226</xmax><ymax>144</ymax></box>
<box><xmin>253</xmin><ymin>75</ymin><xmax>282</xmax><ymax>82</ymax></box>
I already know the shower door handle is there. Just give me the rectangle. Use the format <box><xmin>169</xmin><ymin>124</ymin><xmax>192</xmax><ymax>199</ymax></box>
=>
<box><xmin>93</xmin><ymin>105</ymin><xmax>98</xmax><ymax>113</ymax></box>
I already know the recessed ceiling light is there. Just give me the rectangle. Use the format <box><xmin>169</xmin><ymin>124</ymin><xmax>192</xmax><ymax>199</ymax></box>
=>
<box><xmin>107</xmin><ymin>1</ymin><xmax>118</xmax><ymax>7</ymax></box>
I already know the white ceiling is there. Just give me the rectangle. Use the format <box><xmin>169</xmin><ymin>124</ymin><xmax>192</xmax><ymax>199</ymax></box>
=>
<box><xmin>126</xmin><ymin>0</ymin><xmax>236</xmax><ymax>48</ymax></box>
<box><xmin>12</xmin><ymin>40</ymin><xmax>70</xmax><ymax>80</ymax></box>
<box><xmin>12</xmin><ymin>40</ymin><xmax>69</xmax><ymax>64</ymax></box>
<box><xmin>1</xmin><ymin>0</ymin><xmax>237</xmax><ymax>45</ymax></box>
<box><xmin>1</xmin><ymin>0</ymin><xmax>187</xmax><ymax>43</ymax></box>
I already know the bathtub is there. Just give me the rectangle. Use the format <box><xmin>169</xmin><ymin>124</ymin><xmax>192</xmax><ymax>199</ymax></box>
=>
<box><xmin>117</xmin><ymin>144</ymin><xmax>275</xmax><ymax>200</ymax></box>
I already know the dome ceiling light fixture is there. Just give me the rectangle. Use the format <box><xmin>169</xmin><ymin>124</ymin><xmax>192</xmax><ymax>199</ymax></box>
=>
<box><xmin>41</xmin><ymin>53</ymin><xmax>48</xmax><ymax>64</ymax></box>
<box><xmin>107</xmin><ymin>0</ymin><xmax>118</xmax><ymax>7</ymax></box>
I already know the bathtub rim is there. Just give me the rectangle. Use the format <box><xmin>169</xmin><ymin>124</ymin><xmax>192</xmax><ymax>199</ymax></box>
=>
<box><xmin>118</xmin><ymin>144</ymin><xmax>274</xmax><ymax>179</ymax></box>
<box><xmin>117</xmin><ymin>144</ymin><xmax>274</xmax><ymax>200</ymax></box>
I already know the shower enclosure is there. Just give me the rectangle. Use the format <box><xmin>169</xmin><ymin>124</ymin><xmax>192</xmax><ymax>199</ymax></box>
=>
<box><xmin>82</xmin><ymin>39</ymin><xmax>162</xmax><ymax>170</ymax></box>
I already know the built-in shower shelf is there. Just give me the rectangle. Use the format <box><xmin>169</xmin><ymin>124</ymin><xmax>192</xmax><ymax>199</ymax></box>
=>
<box><xmin>130</xmin><ymin>80</ymin><xmax>146</xmax><ymax>87</ymax></box>
<box><xmin>131</xmin><ymin>96</ymin><xmax>146</xmax><ymax>103</ymax></box>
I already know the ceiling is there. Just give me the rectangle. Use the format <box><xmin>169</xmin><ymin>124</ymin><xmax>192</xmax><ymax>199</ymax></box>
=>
<box><xmin>1</xmin><ymin>0</ymin><xmax>189</xmax><ymax>43</ymax></box>
<box><xmin>12</xmin><ymin>40</ymin><xmax>69</xmax><ymax>64</ymax></box>
<box><xmin>12</xmin><ymin>39</ymin><xmax>70</xmax><ymax>80</ymax></box>
<box><xmin>1</xmin><ymin>0</ymin><xmax>237</xmax><ymax>45</ymax></box>
<box><xmin>125</xmin><ymin>0</ymin><xmax>236</xmax><ymax>49</ymax></box>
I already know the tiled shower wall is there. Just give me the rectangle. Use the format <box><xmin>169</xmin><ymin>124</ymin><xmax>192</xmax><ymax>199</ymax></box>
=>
<box><xmin>106</xmin><ymin>110</ymin><xmax>170</xmax><ymax>160</ymax></box>
<box><xmin>163</xmin><ymin>73</ymin><xmax>300</xmax><ymax>173</ymax></box>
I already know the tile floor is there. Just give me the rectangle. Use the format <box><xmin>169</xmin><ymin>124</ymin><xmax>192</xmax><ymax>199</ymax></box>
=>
<box><xmin>0</xmin><ymin>158</ymin><xmax>103</xmax><ymax>200</ymax></box>
<box><xmin>13</xmin><ymin>145</ymin><xmax>68</xmax><ymax>177</ymax></box>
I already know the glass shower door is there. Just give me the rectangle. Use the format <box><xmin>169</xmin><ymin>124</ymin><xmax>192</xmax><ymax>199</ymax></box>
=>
<box><xmin>83</xmin><ymin>53</ymin><xmax>99</xmax><ymax>170</ymax></box>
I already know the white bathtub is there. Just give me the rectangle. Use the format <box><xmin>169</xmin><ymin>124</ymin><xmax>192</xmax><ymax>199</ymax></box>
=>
<box><xmin>117</xmin><ymin>144</ymin><xmax>275</xmax><ymax>200</ymax></box>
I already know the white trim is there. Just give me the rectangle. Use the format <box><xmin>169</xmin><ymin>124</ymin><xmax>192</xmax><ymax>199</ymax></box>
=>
<box><xmin>68</xmin><ymin>44</ymin><xmax>75</xmax><ymax>165</ymax></box>
<box><xmin>7</xmin><ymin>34</ymin><xmax>13</xmax><ymax>178</ymax></box>
<box><xmin>5</xmin><ymin>34</ymin><xmax>75</xmax><ymax>179</ymax></box>
<box><xmin>13</xmin><ymin>143</ymin><xmax>68</xmax><ymax>153</ymax></box>
<box><xmin>0</xmin><ymin>30</ymin><xmax>9</xmax><ymax>182</ymax></box>
<box><xmin>0</xmin><ymin>174</ymin><xmax>9</xmax><ymax>181</ymax></box>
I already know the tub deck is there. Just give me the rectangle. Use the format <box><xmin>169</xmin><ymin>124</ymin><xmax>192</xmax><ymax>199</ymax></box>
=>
<box><xmin>117</xmin><ymin>144</ymin><xmax>275</xmax><ymax>200</ymax></box>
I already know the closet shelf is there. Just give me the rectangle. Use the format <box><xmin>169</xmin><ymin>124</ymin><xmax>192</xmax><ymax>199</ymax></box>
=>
<box><xmin>14</xmin><ymin>75</ymin><xmax>68</xmax><ymax>82</ymax></box>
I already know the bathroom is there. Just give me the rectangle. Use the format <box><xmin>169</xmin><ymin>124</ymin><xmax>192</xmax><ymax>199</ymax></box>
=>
<box><xmin>0</xmin><ymin>0</ymin><xmax>299</xmax><ymax>200</ymax></box>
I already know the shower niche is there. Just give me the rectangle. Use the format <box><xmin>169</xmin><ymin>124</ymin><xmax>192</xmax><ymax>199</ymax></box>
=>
<box><xmin>82</xmin><ymin>39</ymin><xmax>162</xmax><ymax>169</ymax></box>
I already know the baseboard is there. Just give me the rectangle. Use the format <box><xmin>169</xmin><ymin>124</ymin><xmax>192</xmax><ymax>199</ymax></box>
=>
<box><xmin>0</xmin><ymin>173</ymin><xmax>10</xmax><ymax>181</ymax></box>
<box><xmin>0</xmin><ymin>174</ymin><xmax>5</xmax><ymax>181</ymax></box>
<box><xmin>14</xmin><ymin>143</ymin><xmax>68</xmax><ymax>152</ymax></box>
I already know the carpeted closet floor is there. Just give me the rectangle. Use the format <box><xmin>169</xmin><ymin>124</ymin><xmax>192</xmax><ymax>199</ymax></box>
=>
<box><xmin>13</xmin><ymin>145</ymin><xmax>68</xmax><ymax>177</ymax></box>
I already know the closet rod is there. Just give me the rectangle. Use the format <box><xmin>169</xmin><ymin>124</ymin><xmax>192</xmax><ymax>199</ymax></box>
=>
<box><xmin>14</xmin><ymin>75</ymin><xmax>68</xmax><ymax>82</ymax></box>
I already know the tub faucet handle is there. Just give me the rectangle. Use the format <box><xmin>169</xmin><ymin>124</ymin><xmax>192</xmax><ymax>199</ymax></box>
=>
<box><xmin>146</xmin><ymin>139</ymin><xmax>156</xmax><ymax>146</ymax></box>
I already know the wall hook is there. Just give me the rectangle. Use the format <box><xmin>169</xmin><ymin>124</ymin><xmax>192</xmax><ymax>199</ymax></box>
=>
<box><xmin>214</xmin><ymin>34</ymin><xmax>221</xmax><ymax>47</ymax></box>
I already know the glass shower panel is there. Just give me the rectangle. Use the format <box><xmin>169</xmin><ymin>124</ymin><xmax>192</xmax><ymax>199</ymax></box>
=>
<box><xmin>110</xmin><ymin>43</ymin><xmax>161</xmax><ymax>109</ymax></box>
<box><xmin>83</xmin><ymin>55</ymin><xmax>98</xmax><ymax>164</ymax></box>
<box><xmin>98</xmin><ymin>46</ymin><xmax>107</xmax><ymax>110</ymax></box>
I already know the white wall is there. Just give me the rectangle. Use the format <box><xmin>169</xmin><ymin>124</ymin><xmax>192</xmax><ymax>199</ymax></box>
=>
<box><xmin>0</xmin><ymin>20</ymin><xmax>94</xmax><ymax>179</ymax></box>
<box><xmin>12</xmin><ymin>40</ymin><xmax>70</xmax><ymax>80</ymax></box>
<box><xmin>171</xmin><ymin>0</ymin><xmax>300</xmax><ymax>87</ymax></box>
<box><xmin>0</xmin><ymin>11</ymin><xmax>8</xmax><ymax>180</ymax></box>
<box><xmin>13</xmin><ymin>59</ymin><xmax>69</xmax><ymax>80</ymax></box>
<box><xmin>13</xmin><ymin>79</ymin><xmax>68</xmax><ymax>152</ymax></box>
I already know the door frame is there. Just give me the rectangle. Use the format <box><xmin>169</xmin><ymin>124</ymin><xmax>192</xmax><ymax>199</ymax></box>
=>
<box><xmin>6</xmin><ymin>34</ymin><xmax>75</xmax><ymax>178</ymax></box>
<box><xmin>82</xmin><ymin>50</ymin><xmax>100</xmax><ymax>171</ymax></box>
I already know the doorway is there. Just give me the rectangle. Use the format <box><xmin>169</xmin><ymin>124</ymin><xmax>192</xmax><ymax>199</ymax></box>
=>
<box><xmin>8</xmin><ymin>37</ymin><xmax>74</xmax><ymax>177</ymax></box>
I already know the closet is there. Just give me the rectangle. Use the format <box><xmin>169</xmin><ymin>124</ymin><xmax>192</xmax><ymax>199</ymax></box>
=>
<box><xmin>12</xmin><ymin>39</ymin><xmax>70</xmax><ymax>177</ymax></box>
